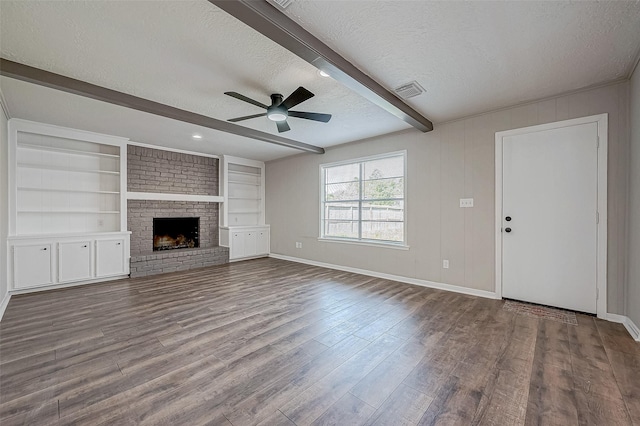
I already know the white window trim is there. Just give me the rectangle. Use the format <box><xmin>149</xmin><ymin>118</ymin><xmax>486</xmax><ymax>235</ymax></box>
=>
<box><xmin>319</xmin><ymin>150</ymin><xmax>408</xmax><ymax>248</ymax></box>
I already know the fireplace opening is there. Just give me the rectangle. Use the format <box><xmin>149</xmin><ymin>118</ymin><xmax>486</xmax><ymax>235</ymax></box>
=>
<box><xmin>153</xmin><ymin>217</ymin><xmax>199</xmax><ymax>251</ymax></box>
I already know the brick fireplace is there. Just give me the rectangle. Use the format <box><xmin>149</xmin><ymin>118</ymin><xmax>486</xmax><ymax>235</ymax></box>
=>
<box><xmin>127</xmin><ymin>146</ymin><xmax>228</xmax><ymax>277</ymax></box>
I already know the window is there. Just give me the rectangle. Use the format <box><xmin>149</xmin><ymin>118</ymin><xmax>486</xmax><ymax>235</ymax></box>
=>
<box><xmin>320</xmin><ymin>151</ymin><xmax>406</xmax><ymax>246</ymax></box>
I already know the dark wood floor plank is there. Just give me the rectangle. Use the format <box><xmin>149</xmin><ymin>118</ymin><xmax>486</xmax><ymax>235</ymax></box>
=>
<box><xmin>606</xmin><ymin>348</ymin><xmax>640</xmax><ymax>424</ymax></box>
<box><xmin>280</xmin><ymin>333</ymin><xmax>405</xmax><ymax>425</ymax></box>
<box><xmin>364</xmin><ymin>383</ymin><xmax>433</xmax><ymax>426</ymax></box>
<box><xmin>350</xmin><ymin>338</ymin><xmax>435</xmax><ymax>408</ymax></box>
<box><xmin>256</xmin><ymin>410</ymin><xmax>296</xmax><ymax>426</ymax></box>
<box><xmin>224</xmin><ymin>334</ymin><xmax>370</xmax><ymax>426</ymax></box>
<box><xmin>311</xmin><ymin>393</ymin><xmax>376</xmax><ymax>426</ymax></box>
<box><xmin>595</xmin><ymin>319</ymin><xmax>640</xmax><ymax>356</ymax></box>
<box><xmin>0</xmin><ymin>258</ymin><xmax>637</xmax><ymax>425</ymax></box>
<box><xmin>524</xmin><ymin>321</ymin><xmax>579</xmax><ymax>426</ymax></box>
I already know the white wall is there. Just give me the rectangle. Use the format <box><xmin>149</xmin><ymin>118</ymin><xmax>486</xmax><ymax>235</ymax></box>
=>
<box><xmin>266</xmin><ymin>81</ymin><xmax>630</xmax><ymax>314</ymax></box>
<box><xmin>627</xmin><ymin>66</ymin><xmax>640</xmax><ymax>327</ymax></box>
<box><xmin>0</xmin><ymin>94</ymin><xmax>9</xmax><ymax>318</ymax></box>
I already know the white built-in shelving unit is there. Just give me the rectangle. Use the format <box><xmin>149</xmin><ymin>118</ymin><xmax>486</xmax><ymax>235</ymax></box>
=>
<box><xmin>220</xmin><ymin>155</ymin><xmax>269</xmax><ymax>260</ymax></box>
<box><xmin>7</xmin><ymin>119</ymin><xmax>131</xmax><ymax>293</ymax></box>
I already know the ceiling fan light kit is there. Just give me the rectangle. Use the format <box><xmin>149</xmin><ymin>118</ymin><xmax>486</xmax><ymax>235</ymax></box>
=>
<box><xmin>266</xmin><ymin>94</ymin><xmax>287</xmax><ymax>121</ymax></box>
<box><xmin>225</xmin><ymin>86</ymin><xmax>332</xmax><ymax>133</ymax></box>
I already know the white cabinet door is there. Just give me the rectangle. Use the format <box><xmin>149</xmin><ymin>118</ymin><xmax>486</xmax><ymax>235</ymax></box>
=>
<box><xmin>231</xmin><ymin>232</ymin><xmax>245</xmax><ymax>259</ymax></box>
<box><xmin>13</xmin><ymin>244</ymin><xmax>53</xmax><ymax>289</ymax></box>
<box><xmin>256</xmin><ymin>230</ymin><xmax>269</xmax><ymax>255</ymax></box>
<box><xmin>59</xmin><ymin>241</ymin><xmax>92</xmax><ymax>283</ymax></box>
<box><xmin>96</xmin><ymin>239</ymin><xmax>125</xmax><ymax>277</ymax></box>
<box><xmin>244</xmin><ymin>232</ymin><xmax>257</xmax><ymax>257</ymax></box>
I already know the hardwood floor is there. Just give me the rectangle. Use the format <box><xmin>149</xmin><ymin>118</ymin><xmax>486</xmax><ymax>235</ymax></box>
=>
<box><xmin>1</xmin><ymin>258</ymin><xmax>638</xmax><ymax>425</ymax></box>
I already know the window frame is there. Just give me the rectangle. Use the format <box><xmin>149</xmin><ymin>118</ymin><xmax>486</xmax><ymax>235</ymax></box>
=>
<box><xmin>319</xmin><ymin>150</ymin><xmax>408</xmax><ymax>248</ymax></box>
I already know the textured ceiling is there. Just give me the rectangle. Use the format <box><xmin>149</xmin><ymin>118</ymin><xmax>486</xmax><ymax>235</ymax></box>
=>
<box><xmin>1</xmin><ymin>0</ymin><xmax>639</xmax><ymax>161</ymax></box>
<box><xmin>282</xmin><ymin>0</ymin><xmax>640</xmax><ymax>123</ymax></box>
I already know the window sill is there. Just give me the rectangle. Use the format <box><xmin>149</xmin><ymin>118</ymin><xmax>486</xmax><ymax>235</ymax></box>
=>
<box><xmin>317</xmin><ymin>237</ymin><xmax>409</xmax><ymax>250</ymax></box>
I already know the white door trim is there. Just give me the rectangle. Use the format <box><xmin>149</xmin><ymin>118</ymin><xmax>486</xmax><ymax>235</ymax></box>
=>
<box><xmin>495</xmin><ymin>114</ymin><xmax>608</xmax><ymax>318</ymax></box>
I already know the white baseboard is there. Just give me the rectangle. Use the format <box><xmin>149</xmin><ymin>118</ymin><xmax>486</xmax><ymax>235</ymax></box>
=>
<box><xmin>269</xmin><ymin>253</ymin><xmax>499</xmax><ymax>300</ymax></box>
<box><xmin>0</xmin><ymin>292</ymin><xmax>11</xmax><ymax>322</ymax></box>
<box><xmin>606</xmin><ymin>313</ymin><xmax>640</xmax><ymax>342</ymax></box>
<box><xmin>8</xmin><ymin>275</ymin><xmax>129</xmax><ymax>296</ymax></box>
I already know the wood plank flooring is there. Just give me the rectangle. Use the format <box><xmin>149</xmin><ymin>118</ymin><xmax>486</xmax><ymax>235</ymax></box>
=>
<box><xmin>1</xmin><ymin>258</ymin><xmax>639</xmax><ymax>425</ymax></box>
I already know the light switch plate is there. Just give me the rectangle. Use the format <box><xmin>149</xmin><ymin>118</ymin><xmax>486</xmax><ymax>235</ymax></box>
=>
<box><xmin>460</xmin><ymin>198</ymin><xmax>474</xmax><ymax>208</ymax></box>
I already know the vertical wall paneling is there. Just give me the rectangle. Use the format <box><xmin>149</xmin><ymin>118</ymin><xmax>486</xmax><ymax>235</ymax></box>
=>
<box><xmin>266</xmin><ymin>81</ymin><xmax>630</xmax><ymax>315</ymax></box>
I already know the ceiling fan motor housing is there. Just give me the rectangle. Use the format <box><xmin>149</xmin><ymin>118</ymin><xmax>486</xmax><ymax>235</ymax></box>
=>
<box><xmin>267</xmin><ymin>94</ymin><xmax>288</xmax><ymax>121</ymax></box>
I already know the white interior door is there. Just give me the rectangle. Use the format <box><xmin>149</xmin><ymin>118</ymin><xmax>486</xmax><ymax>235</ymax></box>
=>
<box><xmin>501</xmin><ymin>122</ymin><xmax>599</xmax><ymax>313</ymax></box>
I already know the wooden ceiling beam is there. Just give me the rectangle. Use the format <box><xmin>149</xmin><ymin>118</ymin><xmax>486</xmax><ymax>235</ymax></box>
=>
<box><xmin>211</xmin><ymin>0</ymin><xmax>434</xmax><ymax>133</ymax></box>
<box><xmin>0</xmin><ymin>58</ymin><xmax>325</xmax><ymax>154</ymax></box>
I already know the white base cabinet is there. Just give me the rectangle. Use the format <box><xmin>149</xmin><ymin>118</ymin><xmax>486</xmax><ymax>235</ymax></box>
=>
<box><xmin>9</xmin><ymin>232</ymin><xmax>131</xmax><ymax>291</ymax></box>
<box><xmin>13</xmin><ymin>243</ymin><xmax>53</xmax><ymax>288</ymax></box>
<box><xmin>96</xmin><ymin>239</ymin><xmax>126</xmax><ymax>277</ymax></box>
<box><xmin>221</xmin><ymin>226</ymin><xmax>269</xmax><ymax>260</ymax></box>
<box><xmin>59</xmin><ymin>241</ymin><xmax>92</xmax><ymax>282</ymax></box>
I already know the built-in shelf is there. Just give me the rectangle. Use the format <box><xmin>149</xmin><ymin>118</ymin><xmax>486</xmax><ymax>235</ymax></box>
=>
<box><xmin>221</xmin><ymin>156</ymin><xmax>268</xmax><ymax>257</ymax></box>
<box><xmin>10</xmin><ymin>119</ymin><xmax>129</xmax><ymax>237</ymax></box>
<box><xmin>18</xmin><ymin>163</ymin><xmax>120</xmax><ymax>175</ymax></box>
<box><xmin>18</xmin><ymin>210</ymin><xmax>120</xmax><ymax>214</ymax></box>
<box><xmin>126</xmin><ymin>191</ymin><xmax>223</xmax><ymax>203</ymax></box>
<box><xmin>229</xmin><ymin>170</ymin><xmax>262</xmax><ymax>177</ymax></box>
<box><xmin>18</xmin><ymin>143</ymin><xmax>120</xmax><ymax>158</ymax></box>
<box><xmin>227</xmin><ymin>180</ymin><xmax>261</xmax><ymax>186</ymax></box>
<box><xmin>8</xmin><ymin>120</ymin><xmax>130</xmax><ymax>291</ymax></box>
<box><xmin>18</xmin><ymin>187</ymin><xmax>119</xmax><ymax>195</ymax></box>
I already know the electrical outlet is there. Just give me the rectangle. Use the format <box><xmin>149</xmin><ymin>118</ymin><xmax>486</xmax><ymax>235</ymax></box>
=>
<box><xmin>443</xmin><ymin>259</ymin><xmax>449</xmax><ymax>269</ymax></box>
<box><xmin>295</xmin><ymin>242</ymin><xmax>302</xmax><ymax>249</ymax></box>
<box><xmin>460</xmin><ymin>198</ymin><xmax>474</xmax><ymax>208</ymax></box>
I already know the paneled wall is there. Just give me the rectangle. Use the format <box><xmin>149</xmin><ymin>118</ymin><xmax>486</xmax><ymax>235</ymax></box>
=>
<box><xmin>627</xmin><ymin>67</ymin><xmax>640</xmax><ymax>326</ymax></box>
<box><xmin>0</xmin><ymin>101</ymin><xmax>8</xmax><ymax>312</ymax></box>
<box><xmin>266</xmin><ymin>81</ymin><xmax>630</xmax><ymax>315</ymax></box>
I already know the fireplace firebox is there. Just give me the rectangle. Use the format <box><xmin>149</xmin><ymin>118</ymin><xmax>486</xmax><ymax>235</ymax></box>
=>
<box><xmin>153</xmin><ymin>217</ymin><xmax>199</xmax><ymax>251</ymax></box>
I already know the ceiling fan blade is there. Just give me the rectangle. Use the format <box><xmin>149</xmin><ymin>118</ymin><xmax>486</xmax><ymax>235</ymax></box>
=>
<box><xmin>276</xmin><ymin>120</ymin><xmax>291</xmax><ymax>133</ymax></box>
<box><xmin>282</xmin><ymin>86</ymin><xmax>314</xmax><ymax>110</ymax></box>
<box><xmin>224</xmin><ymin>92</ymin><xmax>268</xmax><ymax>109</ymax></box>
<box><xmin>288</xmin><ymin>111</ymin><xmax>332</xmax><ymax>123</ymax></box>
<box><xmin>227</xmin><ymin>113</ymin><xmax>267</xmax><ymax>122</ymax></box>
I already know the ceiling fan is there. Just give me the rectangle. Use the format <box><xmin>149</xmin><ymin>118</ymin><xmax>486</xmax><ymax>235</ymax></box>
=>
<box><xmin>224</xmin><ymin>86</ymin><xmax>332</xmax><ymax>133</ymax></box>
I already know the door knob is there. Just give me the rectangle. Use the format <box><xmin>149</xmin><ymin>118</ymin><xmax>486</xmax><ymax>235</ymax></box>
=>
<box><xmin>505</xmin><ymin>227</ymin><xmax>512</xmax><ymax>233</ymax></box>
<box><xmin>505</xmin><ymin>216</ymin><xmax>512</xmax><ymax>221</ymax></box>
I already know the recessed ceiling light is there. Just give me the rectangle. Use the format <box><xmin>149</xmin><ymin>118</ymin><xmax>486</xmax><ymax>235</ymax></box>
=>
<box><xmin>192</xmin><ymin>134</ymin><xmax>203</xmax><ymax>139</ymax></box>
<box><xmin>318</xmin><ymin>70</ymin><xmax>330</xmax><ymax>78</ymax></box>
